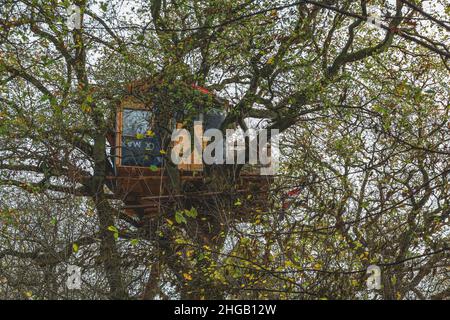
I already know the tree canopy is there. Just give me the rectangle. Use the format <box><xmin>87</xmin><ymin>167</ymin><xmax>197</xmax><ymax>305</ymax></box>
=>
<box><xmin>0</xmin><ymin>0</ymin><xmax>449</xmax><ymax>300</ymax></box>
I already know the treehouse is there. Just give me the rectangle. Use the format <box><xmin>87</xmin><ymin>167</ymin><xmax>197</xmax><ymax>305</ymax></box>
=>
<box><xmin>107</xmin><ymin>80</ymin><xmax>274</xmax><ymax>217</ymax></box>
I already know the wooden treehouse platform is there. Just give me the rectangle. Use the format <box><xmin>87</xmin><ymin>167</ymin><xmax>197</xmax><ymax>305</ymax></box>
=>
<box><xmin>107</xmin><ymin>79</ymin><xmax>274</xmax><ymax>217</ymax></box>
<box><xmin>108</xmin><ymin>168</ymin><xmax>272</xmax><ymax>217</ymax></box>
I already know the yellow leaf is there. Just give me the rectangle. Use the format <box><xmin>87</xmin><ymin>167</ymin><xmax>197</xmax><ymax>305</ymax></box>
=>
<box><xmin>284</xmin><ymin>260</ymin><xmax>294</xmax><ymax>268</ymax></box>
<box><xmin>81</xmin><ymin>104</ymin><xmax>91</xmax><ymax>113</ymax></box>
<box><xmin>183</xmin><ymin>273</ymin><xmax>193</xmax><ymax>281</ymax></box>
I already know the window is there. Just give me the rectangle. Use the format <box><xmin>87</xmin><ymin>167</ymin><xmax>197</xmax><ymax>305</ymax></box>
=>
<box><xmin>120</xmin><ymin>109</ymin><xmax>162</xmax><ymax>167</ymax></box>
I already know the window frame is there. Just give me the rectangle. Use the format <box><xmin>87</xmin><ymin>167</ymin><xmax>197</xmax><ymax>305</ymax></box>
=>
<box><xmin>115</xmin><ymin>97</ymin><xmax>162</xmax><ymax>170</ymax></box>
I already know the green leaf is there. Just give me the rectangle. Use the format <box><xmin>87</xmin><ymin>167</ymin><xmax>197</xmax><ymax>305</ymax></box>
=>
<box><xmin>185</xmin><ymin>207</ymin><xmax>198</xmax><ymax>218</ymax></box>
<box><xmin>130</xmin><ymin>239</ymin><xmax>139</xmax><ymax>246</ymax></box>
<box><xmin>107</xmin><ymin>225</ymin><xmax>118</xmax><ymax>233</ymax></box>
<box><xmin>72</xmin><ymin>243</ymin><xmax>79</xmax><ymax>253</ymax></box>
<box><xmin>149</xmin><ymin>165</ymin><xmax>158</xmax><ymax>172</ymax></box>
<box><xmin>86</xmin><ymin>95</ymin><xmax>93</xmax><ymax>104</ymax></box>
<box><xmin>175</xmin><ymin>211</ymin><xmax>187</xmax><ymax>224</ymax></box>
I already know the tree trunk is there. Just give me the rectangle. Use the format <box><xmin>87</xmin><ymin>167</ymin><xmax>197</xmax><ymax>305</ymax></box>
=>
<box><xmin>92</xmin><ymin>133</ymin><xmax>128</xmax><ymax>299</ymax></box>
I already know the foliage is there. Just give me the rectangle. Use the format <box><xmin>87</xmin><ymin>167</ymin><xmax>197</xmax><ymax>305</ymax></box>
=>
<box><xmin>0</xmin><ymin>0</ymin><xmax>449</xmax><ymax>300</ymax></box>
